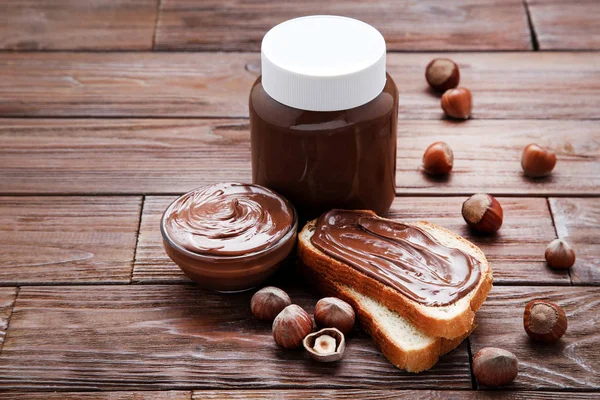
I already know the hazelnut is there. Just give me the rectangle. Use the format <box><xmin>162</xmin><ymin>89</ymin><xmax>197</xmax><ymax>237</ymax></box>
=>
<box><xmin>422</xmin><ymin>141</ymin><xmax>453</xmax><ymax>176</ymax></box>
<box><xmin>521</xmin><ymin>144</ymin><xmax>556</xmax><ymax>178</ymax></box>
<box><xmin>425</xmin><ymin>58</ymin><xmax>460</xmax><ymax>93</ymax></box>
<box><xmin>314</xmin><ymin>297</ymin><xmax>355</xmax><ymax>334</ymax></box>
<box><xmin>545</xmin><ymin>239</ymin><xmax>576</xmax><ymax>269</ymax></box>
<box><xmin>303</xmin><ymin>327</ymin><xmax>346</xmax><ymax>362</ymax></box>
<box><xmin>441</xmin><ymin>87</ymin><xmax>472</xmax><ymax>120</ymax></box>
<box><xmin>473</xmin><ymin>347</ymin><xmax>518</xmax><ymax>387</ymax></box>
<box><xmin>272</xmin><ymin>304</ymin><xmax>313</xmax><ymax>349</ymax></box>
<box><xmin>523</xmin><ymin>300</ymin><xmax>567</xmax><ymax>343</ymax></box>
<box><xmin>250</xmin><ymin>286</ymin><xmax>292</xmax><ymax>321</ymax></box>
<box><xmin>462</xmin><ymin>194</ymin><xmax>503</xmax><ymax>234</ymax></box>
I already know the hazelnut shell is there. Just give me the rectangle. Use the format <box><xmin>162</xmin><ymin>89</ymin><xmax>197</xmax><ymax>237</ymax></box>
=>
<box><xmin>314</xmin><ymin>297</ymin><xmax>356</xmax><ymax>334</ymax></box>
<box><xmin>523</xmin><ymin>300</ymin><xmax>567</xmax><ymax>343</ymax></box>
<box><xmin>425</xmin><ymin>58</ymin><xmax>460</xmax><ymax>93</ymax></box>
<box><xmin>422</xmin><ymin>141</ymin><xmax>454</xmax><ymax>176</ymax></box>
<box><xmin>251</xmin><ymin>286</ymin><xmax>291</xmax><ymax>321</ymax></box>
<box><xmin>462</xmin><ymin>193</ymin><xmax>503</xmax><ymax>233</ymax></box>
<box><xmin>441</xmin><ymin>87</ymin><xmax>472</xmax><ymax>120</ymax></box>
<box><xmin>473</xmin><ymin>347</ymin><xmax>518</xmax><ymax>387</ymax></box>
<box><xmin>545</xmin><ymin>239</ymin><xmax>576</xmax><ymax>269</ymax></box>
<box><xmin>521</xmin><ymin>144</ymin><xmax>556</xmax><ymax>178</ymax></box>
<box><xmin>272</xmin><ymin>304</ymin><xmax>313</xmax><ymax>349</ymax></box>
<box><xmin>303</xmin><ymin>327</ymin><xmax>346</xmax><ymax>362</ymax></box>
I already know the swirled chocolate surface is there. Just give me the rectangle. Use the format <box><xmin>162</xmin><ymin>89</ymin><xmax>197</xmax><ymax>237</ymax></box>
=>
<box><xmin>311</xmin><ymin>209</ymin><xmax>482</xmax><ymax>306</ymax></box>
<box><xmin>164</xmin><ymin>183</ymin><xmax>294</xmax><ymax>257</ymax></box>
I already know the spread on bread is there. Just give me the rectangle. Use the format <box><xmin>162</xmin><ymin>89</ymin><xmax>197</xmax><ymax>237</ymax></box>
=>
<box><xmin>164</xmin><ymin>182</ymin><xmax>294</xmax><ymax>257</ymax></box>
<box><xmin>311</xmin><ymin>209</ymin><xmax>482</xmax><ymax>306</ymax></box>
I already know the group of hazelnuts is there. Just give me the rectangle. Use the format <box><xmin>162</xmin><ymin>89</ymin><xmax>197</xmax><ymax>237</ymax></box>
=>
<box><xmin>424</xmin><ymin>57</ymin><xmax>576</xmax><ymax>270</ymax></box>
<box><xmin>250</xmin><ymin>287</ymin><xmax>355</xmax><ymax>362</ymax></box>
<box><xmin>424</xmin><ymin>58</ymin><xmax>574</xmax><ymax>387</ymax></box>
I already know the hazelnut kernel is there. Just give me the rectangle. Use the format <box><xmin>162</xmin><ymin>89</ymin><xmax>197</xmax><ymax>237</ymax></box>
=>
<box><xmin>461</xmin><ymin>193</ymin><xmax>503</xmax><ymax>234</ymax></box>
<box><xmin>521</xmin><ymin>144</ymin><xmax>556</xmax><ymax>178</ymax></box>
<box><xmin>441</xmin><ymin>87</ymin><xmax>472</xmax><ymax>120</ymax></box>
<box><xmin>524</xmin><ymin>300</ymin><xmax>567</xmax><ymax>343</ymax></box>
<box><xmin>545</xmin><ymin>239</ymin><xmax>576</xmax><ymax>269</ymax></box>
<box><xmin>425</xmin><ymin>58</ymin><xmax>460</xmax><ymax>93</ymax></box>
<box><xmin>313</xmin><ymin>334</ymin><xmax>336</xmax><ymax>355</ymax></box>
<box><xmin>251</xmin><ymin>286</ymin><xmax>291</xmax><ymax>321</ymax></box>
<box><xmin>423</xmin><ymin>141</ymin><xmax>454</xmax><ymax>176</ymax></box>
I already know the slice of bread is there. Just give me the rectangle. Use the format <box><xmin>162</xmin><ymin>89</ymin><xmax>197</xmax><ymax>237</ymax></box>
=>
<box><xmin>300</xmin><ymin>265</ymin><xmax>474</xmax><ymax>372</ymax></box>
<box><xmin>298</xmin><ymin>213</ymin><xmax>493</xmax><ymax>339</ymax></box>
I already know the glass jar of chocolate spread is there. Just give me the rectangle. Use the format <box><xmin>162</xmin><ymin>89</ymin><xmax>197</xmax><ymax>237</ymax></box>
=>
<box><xmin>250</xmin><ymin>16</ymin><xmax>398</xmax><ymax>219</ymax></box>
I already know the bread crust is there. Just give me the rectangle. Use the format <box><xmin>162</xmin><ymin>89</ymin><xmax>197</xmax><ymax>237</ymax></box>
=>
<box><xmin>298</xmin><ymin>214</ymin><xmax>493</xmax><ymax>339</ymax></box>
<box><xmin>300</xmin><ymin>266</ymin><xmax>473</xmax><ymax>372</ymax></box>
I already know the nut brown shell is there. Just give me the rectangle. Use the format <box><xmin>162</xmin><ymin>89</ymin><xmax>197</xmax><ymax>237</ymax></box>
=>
<box><xmin>303</xmin><ymin>327</ymin><xmax>346</xmax><ymax>362</ymax></box>
<box><xmin>473</xmin><ymin>347</ymin><xmax>518</xmax><ymax>387</ymax></box>
<box><xmin>272</xmin><ymin>304</ymin><xmax>313</xmax><ymax>349</ymax></box>
<box><xmin>523</xmin><ymin>300</ymin><xmax>567</xmax><ymax>343</ymax></box>
<box><xmin>314</xmin><ymin>297</ymin><xmax>356</xmax><ymax>334</ymax></box>
<box><xmin>251</xmin><ymin>286</ymin><xmax>291</xmax><ymax>321</ymax></box>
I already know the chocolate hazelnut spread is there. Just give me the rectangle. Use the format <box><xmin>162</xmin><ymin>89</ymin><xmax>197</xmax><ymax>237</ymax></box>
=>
<box><xmin>250</xmin><ymin>16</ymin><xmax>398</xmax><ymax>219</ymax></box>
<box><xmin>311</xmin><ymin>210</ymin><xmax>482</xmax><ymax>306</ymax></box>
<box><xmin>164</xmin><ymin>182</ymin><xmax>294</xmax><ymax>257</ymax></box>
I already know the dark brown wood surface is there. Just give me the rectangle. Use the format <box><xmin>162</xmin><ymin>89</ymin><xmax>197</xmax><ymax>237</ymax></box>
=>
<box><xmin>527</xmin><ymin>0</ymin><xmax>600</xmax><ymax>50</ymax></box>
<box><xmin>0</xmin><ymin>285</ymin><xmax>471</xmax><ymax>390</ymax></box>
<box><xmin>155</xmin><ymin>0</ymin><xmax>531</xmax><ymax>51</ymax></box>
<box><xmin>1</xmin><ymin>119</ymin><xmax>598</xmax><ymax>196</ymax></box>
<box><xmin>1</xmin><ymin>53</ymin><xmax>599</xmax><ymax>119</ymax></box>
<box><xmin>0</xmin><ymin>0</ymin><xmax>159</xmax><ymax>50</ymax></box>
<box><xmin>3</xmin><ymin>392</ymin><xmax>192</xmax><ymax>400</ymax></box>
<box><xmin>470</xmin><ymin>286</ymin><xmax>599</xmax><ymax>389</ymax></box>
<box><xmin>0</xmin><ymin>197</ymin><xmax>141</xmax><ymax>284</ymax></box>
<box><xmin>549</xmin><ymin>198</ymin><xmax>600</xmax><ymax>285</ymax></box>
<box><xmin>134</xmin><ymin>196</ymin><xmax>566</xmax><ymax>285</ymax></box>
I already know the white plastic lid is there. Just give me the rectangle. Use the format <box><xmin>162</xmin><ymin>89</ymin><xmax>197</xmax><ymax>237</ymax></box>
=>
<box><xmin>261</xmin><ymin>15</ymin><xmax>387</xmax><ymax>112</ymax></box>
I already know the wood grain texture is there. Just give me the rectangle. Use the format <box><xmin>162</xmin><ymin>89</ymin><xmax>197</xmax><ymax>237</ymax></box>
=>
<box><xmin>0</xmin><ymin>52</ymin><xmax>599</xmax><ymax>119</ymax></box>
<box><xmin>1</xmin><ymin>119</ymin><xmax>598</xmax><ymax>196</ymax></box>
<box><xmin>0</xmin><ymin>197</ymin><xmax>141</xmax><ymax>284</ymax></box>
<box><xmin>549</xmin><ymin>198</ymin><xmax>600</xmax><ymax>285</ymax></box>
<box><xmin>191</xmin><ymin>390</ymin><xmax>600</xmax><ymax>400</ymax></box>
<box><xmin>134</xmin><ymin>196</ymin><xmax>566</xmax><ymax>285</ymax></box>
<box><xmin>3</xmin><ymin>392</ymin><xmax>191</xmax><ymax>400</ymax></box>
<box><xmin>0</xmin><ymin>285</ymin><xmax>471</xmax><ymax>390</ymax></box>
<box><xmin>0</xmin><ymin>288</ymin><xmax>17</xmax><ymax>350</ymax></box>
<box><xmin>470</xmin><ymin>286</ymin><xmax>600</xmax><ymax>389</ymax></box>
<box><xmin>0</xmin><ymin>0</ymin><xmax>159</xmax><ymax>50</ymax></box>
<box><xmin>155</xmin><ymin>0</ymin><xmax>531</xmax><ymax>51</ymax></box>
<box><xmin>527</xmin><ymin>0</ymin><xmax>600</xmax><ymax>50</ymax></box>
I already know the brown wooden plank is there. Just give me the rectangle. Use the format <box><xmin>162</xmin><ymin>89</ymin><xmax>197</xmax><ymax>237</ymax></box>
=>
<box><xmin>0</xmin><ymin>0</ymin><xmax>159</xmax><ymax>50</ymax></box>
<box><xmin>549</xmin><ymin>198</ymin><xmax>600</xmax><ymax>285</ymax></box>
<box><xmin>0</xmin><ymin>197</ymin><xmax>141</xmax><ymax>284</ymax></box>
<box><xmin>1</xmin><ymin>119</ymin><xmax>598</xmax><ymax>196</ymax></box>
<box><xmin>134</xmin><ymin>196</ymin><xmax>566</xmax><ymax>285</ymax></box>
<box><xmin>0</xmin><ymin>52</ymin><xmax>599</xmax><ymax>119</ymax></box>
<box><xmin>527</xmin><ymin>0</ymin><xmax>600</xmax><ymax>50</ymax></box>
<box><xmin>155</xmin><ymin>0</ymin><xmax>531</xmax><ymax>51</ymax></box>
<box><xmin>0</xmin><ymin>288</ymin><xmax>17</xmax><ymax>350</ymax></box>
<box><xmin>0</xmin><ymin>285</ymin><xmax>471</xmax><ymax>390</ymax></box>
<box><xmin>470</xmin><ymin>286</ymin><xmax>600</xmax><ymax>389</ymax></box>
<box><xmin>191</xmin><ymin>390</ymin><xmax>600</xmax><ymax>399</ymax></box>
<box><xmin>3</xmin><ymin>392</ymin><xmax>191</xmax><ymax>400</ymax></box>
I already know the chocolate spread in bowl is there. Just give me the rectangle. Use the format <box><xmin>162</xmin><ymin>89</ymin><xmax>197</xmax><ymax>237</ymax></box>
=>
<box><xmin>311</xmin><ymin>209</ymin><xmax>482</xmax><ymax>306</ymax></box>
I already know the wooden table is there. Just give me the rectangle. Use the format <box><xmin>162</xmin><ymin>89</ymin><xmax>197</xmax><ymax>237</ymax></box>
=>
<box><xmin>0</xmin><ymin>1</ymin><xmax>599</xmax><ymax>398</ymax></box>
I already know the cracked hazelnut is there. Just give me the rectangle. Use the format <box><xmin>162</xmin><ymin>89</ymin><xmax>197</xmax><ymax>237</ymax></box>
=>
<box><xmin>272</xmin><ymin>304</ymin><xmax>313</xmax><ymax>349</ymax></box>
<box><xmin>545</xmin><ymin>239</ymin><xmax>576</xmax><ymax>269</ymax></box>
<box><xmin>251</xmin><ymin>286</ymin><xmax>291</xmax><ymax>321</ymax></box>
<box><xmin>462</xmin><ymin>194</ymin><xmax>503</xmax><ymax>233</ymax></box>
<box><xmin>423</xmin><ymin>141</ymin><xmax>454</xmax><ymax>176</ymax></box>
<box><xmin>524</xmin><ymin>300</ymin><xmax>567</xmax><ymax>343</ymax></box>
<box><xmin>425</xmin><ymin>58</ymin><xmax>460</xmax><ymax>93</ymax></box>
<box><xmin>303</xmin><ymin>327</ymin><xmax>346</xmax><ymax>362</ymax></box>
<box><xmin>441</xmin><ymin>87</ymin><xmax>472</xmax><ymax>120</ymax></box>
<box><xmin>521</xmin><ymin>144</ymin><xmax>556</xmax><ymax>178</ymax></box>
<box><xmin>473</xmin><ymin>347</ymin><xmax>518</xmax><ymax>387</ymax></box>
<box><xmin>314</xmin><ymin>297</ymin><xmax>355</xmax><ymax>334</ymax></box>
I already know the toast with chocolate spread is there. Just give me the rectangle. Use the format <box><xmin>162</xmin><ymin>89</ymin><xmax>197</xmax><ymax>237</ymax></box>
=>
<box><xmin>301</xmin><ymin>265</ymin><xmax>475</xmax><ymax>372</ymax></box>
<box><xmin>298</xmin><ymin>209</ymin><xmax>493</xmax><ymax>340</ymax></box>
